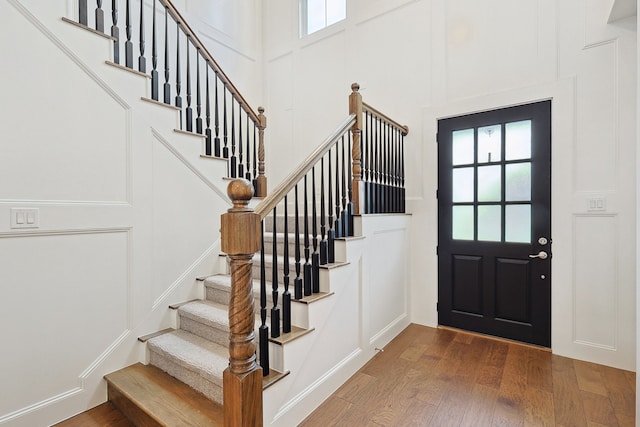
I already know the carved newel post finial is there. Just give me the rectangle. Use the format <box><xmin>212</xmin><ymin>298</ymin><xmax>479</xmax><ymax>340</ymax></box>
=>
<box><xmin>221</xmin><ymin>179</ymin><xmax>263</xmax><ymax>427</ymax></box>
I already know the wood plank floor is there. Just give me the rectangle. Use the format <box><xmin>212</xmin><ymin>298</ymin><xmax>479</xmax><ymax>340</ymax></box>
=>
<box><xmin>299</xmin><ymin>324</ymin><xmax>636</xmax><ymax>427</ymax></box>
<box><xmin>52</xmin><ymin>402</ymin><xmax>134</xmax><ymax>427</ymax></box>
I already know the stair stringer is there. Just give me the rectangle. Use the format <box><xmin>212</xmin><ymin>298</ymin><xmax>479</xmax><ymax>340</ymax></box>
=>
<box><xmin>262</xmin><ymin>214</ymin><xmax>412</xmax><ymax>427</ymax></box>
<box><xmin>0</xmin><ymin>3</ymin><xmax>232</xmax><ymax>425</ymax></box>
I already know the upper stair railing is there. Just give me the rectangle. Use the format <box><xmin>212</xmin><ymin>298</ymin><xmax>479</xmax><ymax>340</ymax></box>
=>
<box><xmin>75</xmin><ymin>0</ymin><xmax>268</xmax><ymax>196</ymax></box>
<box><xmin>221</xmin><ymin>83</ymin><xmax>408</xmax><ymax>426</ymax></box>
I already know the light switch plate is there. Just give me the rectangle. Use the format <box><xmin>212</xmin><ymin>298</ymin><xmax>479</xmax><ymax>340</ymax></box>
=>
<box><xmin>10</xmin><ymin>208</ymin><xmax>40</xmax><ymax>229</ymax></box>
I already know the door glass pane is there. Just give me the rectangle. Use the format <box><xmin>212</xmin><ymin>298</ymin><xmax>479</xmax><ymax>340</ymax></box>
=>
<box><xmin>506</xmin><ymin>163</ymin><xmax>531</xmax><ymax>201</ymax></box>
<box><xmin>505</xmin><ymin>120</ymin><xmax>531</xmax><ymax>160</ymax></box>
<box><xmin>478</xmin><ymin>124</ymin><xmax>501</xmax><ymax>163</ymax></box>
<box><xmin>478</xmin><ymin>165</ymin><xmax>501</xmax><ymax>202</ymax></box>
<box><xmin>453</xmin><ymin>206</ymin><xmax>474</xmax><ymax>240</ymax></box>
<box><xmin>453</xmin><ymin>168</ymin><xmax>474</xmax><ymax>202</ymax></box>
<box><xmin>452</xmin><ymin>129</ymin><xmax>474</xmax><ymax>165</ymax></box>
<box><xmin>506</xmin><ymin>204</ymin><xmax>531</xmax><ymax>243</ymax></box>
<box><xmin>478</xmin><ymin>205</ymin><xmax>501</xmax><ymax>242</ymax></box>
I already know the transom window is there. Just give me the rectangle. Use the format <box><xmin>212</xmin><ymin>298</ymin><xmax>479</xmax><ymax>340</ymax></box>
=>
<box><xmin>300</xmin><ymin>0</ymin><xmax>346</xmax><ymax>36</ymax></box>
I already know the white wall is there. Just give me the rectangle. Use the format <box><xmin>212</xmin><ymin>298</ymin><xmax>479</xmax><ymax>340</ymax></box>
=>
<box><xmin>0</xmin><ymin>0</ymin><xmax>260</xmax><ymax>425</ymax></box>
<box><xmin>263</xmin><ymin>0</ymin><xmax>637</xmax><ymax>370</ymax></box>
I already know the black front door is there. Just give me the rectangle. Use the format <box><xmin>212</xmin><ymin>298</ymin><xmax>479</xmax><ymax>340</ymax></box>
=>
<box><xmin>437</xmin><ymin>101</ymin><xmax>551</xmax><ymax>347</ymax></box>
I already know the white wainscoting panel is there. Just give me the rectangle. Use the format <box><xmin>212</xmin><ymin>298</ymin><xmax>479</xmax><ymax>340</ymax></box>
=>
<box><xmin>0</xmin><ymin>230</ymin><xmax>129</xmax><ymax>418</ymax></box>
<box><xmin>1</xmin><ymin>2</ymin><xmax>129</xmax><ymax>204</ymax></box>
<box><xmin>150</xmin><ymin>134</ymin><xmax>227</xmax><ymax>302</ymax></box>
<box><xmin>573</xmin><ymin>215</ymin><xmax>618</xmax><ymax>349</ymax></box>
<box><xmin>368</xmin><ymin>227</ymin><xmax>409</xmax><ymax>340</ymax></box>
<box><xmin>575</xmin><ymin>41</ymin><xmax>618</xmax><ymax>193</ymax></box>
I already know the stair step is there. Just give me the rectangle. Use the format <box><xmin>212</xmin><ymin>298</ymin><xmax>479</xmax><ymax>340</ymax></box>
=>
<box><xmin>178</xmin><ymin>300</ymin><xmax>229</xmax><ymax>347</ymax></box>
<box><xmin>52</xmin><ymin>402</ymin><xmax>134</xmax><ymax>427</ymax></box>
<box><xmin>147</xmin><ymin>330</ymin><xmax>228</xmax><ymax>404</ymax></box>
<box><xmin>104</xmin><ymin>363</ymin><xmax>223</xmax><ymax>426</ymax></box>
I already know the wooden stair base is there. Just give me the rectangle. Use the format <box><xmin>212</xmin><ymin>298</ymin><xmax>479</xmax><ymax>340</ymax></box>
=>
<box><xmin>105</xmin><ymin>363</ymin><xmax>224</xmax><ymax>426</ymax></box>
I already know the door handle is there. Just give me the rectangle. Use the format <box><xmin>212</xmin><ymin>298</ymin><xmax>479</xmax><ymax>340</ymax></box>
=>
<box><xmin>529</xmin><ymin>251</ymin><xmax>548</xmax><ymax>260</ymax></box>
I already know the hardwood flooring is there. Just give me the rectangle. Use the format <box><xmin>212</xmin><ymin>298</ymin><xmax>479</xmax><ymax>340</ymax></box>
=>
<box><xmin>300</xmin><ymin>324</ymin><xmax>636</xmax><ymax>427</ymax></box>
<box><xmin>52</xmin><ymin>402</ymin><xmax>134</xmax><ymax>427</ymax></box>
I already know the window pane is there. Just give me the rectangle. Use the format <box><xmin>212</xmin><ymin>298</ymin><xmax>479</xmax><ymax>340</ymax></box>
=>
<box><xmin>453</xmin><ymin>167</ymin><xmax>474</xmax><ymax>202</ymax></box>
<box><xmin>326</xmin><ymin>0</ymin><xmax>346</xmax><ymax>25</ymax></box>
<box><xmin>306</xmin><ymin>0</ymin><xmax>326</xmax><ymax>34</ymax></box>
<box><xmin>506</xmin><ymin>163</ymin><xmax>531</xmax><ymax>201</ymax></box>
<box><xmin>478</xmin><ymin>205</ymin><xmax>501</xmax><ymax>242</ymax></box>
<box><xmin>505</xmin><ymin>120</ymin><xmax>531</xmax><ymax>160</ymax></box>
<box><xmin>506</xmin><ymin>204</ymin><xmax>531</xmax><ymax>243</ymax></box>
<box><xmin>477</xmin><ymin>165</ymin><xmax>501</xmax><ymax>202</ymax></box>
<box><xmin>453</xmin><ymin>206</ymin><xmax>474</xmax><ymax>240</ymax></box>
<box><xmin>478</xmin><ymin>124</ymin><xmax>501</xmax><ymax>163</ymax></box>
<box><xmin>452</xmin><ymin>128</ymin><xmax>474</xmax><ymax>165</ymax></box>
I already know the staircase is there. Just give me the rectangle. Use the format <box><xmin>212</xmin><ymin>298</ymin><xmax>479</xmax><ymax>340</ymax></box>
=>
<box><xmin>10</xmin><ymin>1</ymin><xmax>412</xmax><ymax>426</ymax></box>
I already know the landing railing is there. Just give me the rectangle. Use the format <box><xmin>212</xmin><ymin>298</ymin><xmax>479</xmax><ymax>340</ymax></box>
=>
<box><xmin>221</xmin><ymin>83</ymin><xmax>408</xmax><ymax>426</ymax></box>
<box><xmin>75</xmin><ymin>0</ymin><xmax>267</xmax><ymax>195</ymax></box>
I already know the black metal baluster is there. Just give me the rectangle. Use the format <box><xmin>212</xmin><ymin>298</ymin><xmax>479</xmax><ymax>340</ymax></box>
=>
<box><xmin>204</xmin><ymin>66</ymin><xmax>211</xmax><ymax>154</ymax></box>
<box><xmin>214</xmin><ymin>73</ymin><xmax>221</xmax><ymax>156</ymax></box>
<box><xmin>390</xmin><ymin>125</ymin><xmax>397</xmax><ymax>213</ymax></box>
<box><xmin>386</xmin><ymin>122</ymin><xmax>391</xmax><ymax>213</ymax></box>
<box><xmin>401</xmin><ymin>132</ymin><xmax>406</xmax><ymax>213</ymax></box>
<box><xmin>334</xmin><ymin>138</ymin><xmax>343</xmax><ymax>238</ymax></box>
<box><xmin>341</xmin><ymin>135</ymin><xmax>349</xmax><ymax>237</ymax></box>
<box><xmin>138</xmin><ymin>0</ymin><xmax>145</xmax><ymax>72</ymax></box>
<box><xmin>319</xmin><ymin>157</ymin><xmax>328</xmax><ymax>265</ymax></box>
<box><xmin>381</xmin><ymin>122</ymin><xmax>387</xmax><ymax>213</ymax></box>
<box><xmin>150</xmin><ymin>0</ymin><xmax>158</xmax><ymax>100</ymax></box>
<box><xmin>230</xmin><ymin>98</ymin><xmax>237</xmax><ymax>177</ymax></box>
<box><xmin>294</xmin><ymin>185</ymin><xmax>303</xmax><ymax>300</ymax></box>
<box><xmin>95</xmin><ymin>1</ymin><xmax>104</xmax><ymax>32</ymax></box>
<box><xmin>175</xmin><ymin>24</ymin><xmax>182</xmax><ymax>128</ymax></box>
<box><xmin>222</xmin><ymin>86</ymin><xmax>228</xmax><ymax>159</ymax></box>
<box><xmin>245</xmin><ymin>114</ymin><xmax>251</xmax><ymax>181</ymax></box>
<box><xmin>311</xmin><ymin>167</ymin><xmax>320</xmax><ymax>293</ymax></box>
<box><xmin>271</xmin><ymin>207</ymin><xmax>280</xmax><ymax>338</ymax></box>
<box><xmin>185</xmin><ymin>37</ymin><xmax>192</xmax><ymax>132</ymax></box>
<box><xmin>362</xmin><ymin>111</ymin><xmax>368</xmax><ymax>214</ymax></box>
<box><xmin>163</xmin><ymin>6</ymin><xmax>170</xmax><ymax>103</ymax></box>
<box><xmin>393</xmin><ymin>129</ymin><xmax>400</xmax><ymax>212</ymax></box>
<box><xmin>327</xmin><ymin>148</ymin><xmax>335</xmax><ymax>263</ymax></box>
<box><xmin>110</xmin><ymin>0</ymin><xmax>120</xmax><ymax>64</ymax></box>
<box><xmin>238</xmin><ymin>104</ymin><xmax>244</xmax><ymax>178</ymax></box>
<box><xmin>259</xmin><ymin>221</ymin><xmax>269</xmax><ymax>376</ymax></box>
<box><xmin>196</xmin><ymin>50</ymin><xmax>203</xmax><ymax>134</ymax></box>
<box><xmin>79</xmin><ymin>0</ymin><xmax>88</xmax><ymax>25</ymax></box>
<box><xmin>282</xmin><ymin>196</ymin><xmax>291</xmax><ymax>334</ymax></box>
<box><xmin>366</xmin><ymin>112</ymin><xmax>372</xmax><ymax>213</ymax></box>
<box><xmin>376</xmin><ymin>117</ymin><xmax>382</xmax><ymax>213</ymax></box>
<box><xmin>303</xmin><ymin>174</ymin><xmax>312</xmax><ymax>296</ymax></box>
<box><xmin>124</xmin><ymin>0</ymin><xmax>133</xmax><ymax>68</ymax></box>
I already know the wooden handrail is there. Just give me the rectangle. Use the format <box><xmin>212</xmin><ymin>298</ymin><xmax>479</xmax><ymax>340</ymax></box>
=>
<box><xmin>254</xmin><ymin>114</ymin><xmax>356</xmax><ymax>219</ymax></box>
<box><xmin>363</xmin><ymin>101</ymin><xmax>409</xmax><ymax>135</ymax></box>
<box><xmin>160</xmin><ymin>0</ymin><xmax>261</xmax><ymax>124</ymax></box>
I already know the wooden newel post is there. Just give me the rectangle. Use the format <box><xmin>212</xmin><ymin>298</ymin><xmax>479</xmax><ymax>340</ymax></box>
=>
<box><xmin>256</xmin><ymin>107</ymin><xmax>268</xmax><ymax>197</ymax></box>
<box><xmin>349</xmin><ymin>83</ymin><xmax>363</xmax><ymax>215</ymax></box>
<box><xmin>221</xmin><ymin>179</ymin><xmax>263</xmax><ymax>427</ymax></box>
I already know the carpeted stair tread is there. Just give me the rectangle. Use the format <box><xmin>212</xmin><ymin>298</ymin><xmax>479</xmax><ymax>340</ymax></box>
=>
<box><xmin>147</xmin><ymin>330</ymin><xmax>228</xmax><ymax>386</ymax></box>
<box><xmin>179</xmin><ymin>300</ymin><xmax>229</xmax><ymax>332</ymax></box>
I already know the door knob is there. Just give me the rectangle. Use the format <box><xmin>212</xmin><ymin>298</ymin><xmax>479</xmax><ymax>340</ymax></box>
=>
<box><xmin>529</xmin><ymin>251</ymin><xmax>548</xmax><ymax>260</ymax></box>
